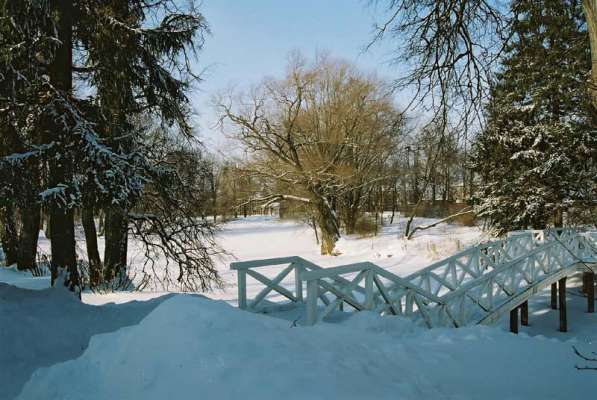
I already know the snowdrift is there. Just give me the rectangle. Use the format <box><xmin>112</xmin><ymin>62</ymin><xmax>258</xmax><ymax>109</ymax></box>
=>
<box><xmin>15</xmin><ymin>294</ymin><xmax>597</xmax><ymax>400</ymax></box>
<box><xmin>0</xmin><ymin>282</ymin><xmax>169</xmax><ymax>400</ymax></box>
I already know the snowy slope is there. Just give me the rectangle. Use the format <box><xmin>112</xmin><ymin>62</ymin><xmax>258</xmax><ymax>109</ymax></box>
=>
<box><xmin>15</xmin><ymin>294</ymin><xmax>597</xmax><ymax>400</ymax></box>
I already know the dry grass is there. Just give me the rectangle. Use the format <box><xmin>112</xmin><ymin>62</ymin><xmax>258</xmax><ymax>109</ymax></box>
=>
<box><xmin>354</xmin><ymin>216</ymin><xmax>379</xmax><ymax>237</ymax></box>
<box><xmin>399</xmin><ymin>201</ymin><xmax>477</xmax><ymax>227</ymax></box>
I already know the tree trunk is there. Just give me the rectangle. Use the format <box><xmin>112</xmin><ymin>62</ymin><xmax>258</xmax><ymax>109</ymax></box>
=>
<box><xmin>42</xmin><ymin>208</ymin><xmax>51</xmax><ymax>239</ymax></box>
<box><xmin>444</xmin><ymin>165</ymin><xmax>451</xmax><ymax>202</ymax></box>
<box><xmin>310</xmin><ymin>187</ymin><xmax>340</xmax><ymax>255</ymax></box>
<box><xmin>82</xmin><ymin>205</ymin><xmax>102</xmax><ymax>286</ymax></box>
<box><xmin>49</xmin><ymin>207</ymin><xmax>77</xmax><ymax>286</ymax></box>
<box><xmin>583</xmin><ymin>0</ymin><xmax>597</xmax><ymax>110</ymax></box>
<box><xmin>431</xmin><ymin>179</ymin><xmax>436</xmax><ymax>205</ymax></box>
<box><xmin>97</xmin><ymin>210</ymin><xmax>105</xmax><ymax>236</ymax></box>
<box><xmin>0</xmin><ymin>204</ymin><xmax>19</xmax><ymax>266</ymax></box>
<box><xmin>342</xmin><ymin>187</ymin><xmax>363</xmax><ymax>235</ymax></box>
<box><xmin>378</xmin><ymin>185</ymin><xmax>384</xmax><ymax>228</ymax></box>
<box><xmin>389</xmin><ymin>183</ymin><xmax>397</xmax><ymax>225</ymax></box>
<box><xmin>103</xmin><ymin>206</ymin><xmax>128</xmax><ymax>281</ymax></box>
<box><xmin>404</xmin><ymin>197</ymin><xmax>425</xmax><ymax>238</ymax></box>
<box><xmin>48</xmin><ymin>0</ymin><xmax>78</xmax><ymax>289</ymax></box>
<box><xmin>211</xmin><ymin>170</ymin><xmax>218</xmax><ymax>223</ymax></box>
<box><xmin>17</xmin><ymin>203</ymin><xmax>40</xmax><ymax>271</ymax></box>
<box><xmin>17</xmin><ymin>161</ymin><xmax>42</xmax><ymax>271</ymax></box>
<box><xmin>311</xmin><ymin>216</ymin><xmax>319</xmax><ymax>245</ymax></box>
<box><xmin>48</xmin><ymin>207</ymin><xmax>77</xmax><ymax>283</ymax></box>
<box><xmin>554</xmin><ymin>209</ymin><xmax>563</xmax><ymax>228</ymax></box>
<box><xmin>345</xmin><ymin>207</ymin><xmax>358</xmax><ymax>235</ymax></box>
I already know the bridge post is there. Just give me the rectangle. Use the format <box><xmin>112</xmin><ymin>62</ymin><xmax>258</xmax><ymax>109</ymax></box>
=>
<box><xmin>582</xmin><ymin>272</ymin><xmax>593</xmax><ymax>294</ymax></box>
<box><xmin>558</xmin><ymin>277</ymin><xmax>567</xmax><ymax>332</ymax></box>
<box><xmin>520</xmin><ymin>301</ymin><xmax>529</xmax><ymax>326</ymax></box>
<box><xmin>294</xmin><ymin>264</ymin><xmax>303</xmax><ymax>303</ymax></box>
<box><xmin>510</xmin><ymin>308</ymin><xmax>519</xmax><ymax>334</ymax></box>
<box><xmin>306</xmin><ymin>279</ymin><xmax>319</xmax><ymax>326</ymax></box>
<box><xmin>587</xmin><ymin>273</ymin><xmax>595</xmax><ymax>314</ymax></box>
<box><xmin>238</xmin><ymin>270</ymin><xmax>247</xmax><ymax>310</ymax></box>
<box><xmin>365</xmin><ymin>269</ymin><xmax>374</xmax><ymax>310</ymax></box>
<box><xmin>550</xmin><ymin>283</ymin><xmax>557</xmax><ymax>310</ymax></box>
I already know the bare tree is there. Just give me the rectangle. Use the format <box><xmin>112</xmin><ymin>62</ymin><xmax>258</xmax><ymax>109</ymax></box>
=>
<box><xmin>370</xmin><ymin>0</ymin><xmax>597</xmax><ymax>117</ymax></box>
<box><xmin>217</xmin><ymin>54</ymin><xmax>402</xmax><ymax>254</ymax></box>
<box><xmin>127</xmin><ymin>132</ymin><xmax>223</xmax><ymax>292</ymax></box>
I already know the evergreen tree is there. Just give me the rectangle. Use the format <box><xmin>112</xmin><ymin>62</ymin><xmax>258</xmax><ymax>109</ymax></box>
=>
<box><xmin>0</xmin><ymin>1</ymin><xmax>220</xmax><ymax>292</ymax></box>
<box><xmin>472</xmin><ymin>0</ymin><xmax>597</xmax><ymax>234</ymax></box>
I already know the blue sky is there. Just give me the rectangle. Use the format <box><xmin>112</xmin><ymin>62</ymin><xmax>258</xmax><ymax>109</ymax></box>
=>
<box><xmin>190</xmin><ymin>0</ymin><xmax>400</xmax><ymax>151</ymax></box>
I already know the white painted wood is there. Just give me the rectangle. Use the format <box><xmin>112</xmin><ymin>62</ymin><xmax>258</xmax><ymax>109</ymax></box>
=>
<box><xmin>237</xmin><ymin>270</ymin><xmax>247</xmax><ymax>310</ymax></box>
<box><xmin>317</xmin><ymin>278</ymin><xmax>364</xmax><ymax>311</ymax></box>
<box><xmin>248</xmin><ymin>264</ymin><xmax>296</xmax><ymax>308</ymax></box>
<box><xmin>230</xmin><ymin>229</ymin><xmax>597</xmax><ymax>329</ymax></box>
<box><xmin>306</xmin><ymin>279</ymin><xmax>319</xmax><ymax>326</ymax></box>
<box><xmin>294</xmin><ymin>263</ymin><xmax>303</xmax><ymax>302</ymax></box>
<box><xmin>301</xmin><ymin>262</ymin><xmax>374</xmax><ymax>281</ymax></box>
<box><xmin>231</xmin><ymin>256</ymin><xmax>298</xmax><ymax>270</ymax></box>
<box><xmin>365</xmin><ymin>270</ymin><xmax>374</xmax><ymax>310</ymax></box>
<box><xmin>373</xmin><ymin>275</ymin><xmax>398</xmax><ymax>315</ymax></box>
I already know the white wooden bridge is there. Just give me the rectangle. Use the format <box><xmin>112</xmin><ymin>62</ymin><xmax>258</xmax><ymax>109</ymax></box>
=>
<box><xmin>231</xmin><ymin>229</ymin><xmax>597</xmax><ymax>332</ymax></box>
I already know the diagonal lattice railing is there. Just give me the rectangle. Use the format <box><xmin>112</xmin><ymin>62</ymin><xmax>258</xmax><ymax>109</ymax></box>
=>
<box><xmin>231</xmin><ymin>229</ymin><xmax>597</xmax><ymax>328</ymax></box>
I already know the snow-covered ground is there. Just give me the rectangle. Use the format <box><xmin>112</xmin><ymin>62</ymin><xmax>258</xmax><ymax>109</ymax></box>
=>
<box><xmin>211</xmin><ymin>214</ymin><xmax>487</xmax><ymax>305</ymax></box>
<box><xmin>24</xmin><ymin>214</ymin><xmax>487</xmax><ymax>305</ymax></box>
<box><xmin>2</xmin><ymin>216</ymin><xmax>597</xmax><ymax>399</ymax></box>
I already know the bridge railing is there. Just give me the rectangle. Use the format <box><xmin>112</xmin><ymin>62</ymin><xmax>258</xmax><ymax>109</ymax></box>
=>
<box><xmin>402</xmin><ymin>231</ymin><xmax>538</xmax><ymax>298</ymax></box>
<box><xmin>230</xmin><ymin>256</ymin><xmax>304</xmax><ymax>312</ymax></box>
<box><xmin>230</xmin><ymin>228</ymin><xmax>596</xmax><ymax>327</ymax></box>
<box><xmin>437</xmin><ymin>231</ymin><xmax>595</xmax><ymax>327</ymax></box>
<box><xmin>300</xmin><ymin>262</ymin><xmax>453</xmax><ymax>327</ymax></box>
<box><xmin>230</xmin><ymin>256</ymin><xmax>367</xmax><ymax>313</ymax></box>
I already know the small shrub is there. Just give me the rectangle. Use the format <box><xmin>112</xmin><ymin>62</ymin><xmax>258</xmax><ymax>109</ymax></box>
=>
<box><xmin>398</xmin><ymin>202</ymin><xmax>477</xmax><ymax>226</ymax></box>
<box><xmin>426</xmin><ymin>242</ymin><xmax>440</xmax><ymax>260</ymax></box>
<box><xmin>452</xmin><ymin>211</ymin><xmax>476</xmax><ymax>227</ymax></box>
<box><xmin>354</xmin><ymin>216</ymin><xmax>378</xmax><ymax>237</ymax></box>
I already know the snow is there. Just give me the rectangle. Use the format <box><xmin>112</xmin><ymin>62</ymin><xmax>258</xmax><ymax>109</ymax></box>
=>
<box><xmin>0</xmin><ymin>283</ymin><xmax>170</xmax><ymax>400</ymax></box>
<box><xmin>209</xmin><ymin>214</ymin><xmax>487</xmax><ymax>305</ymax></box>
<box><xmin>31</xmin><ymin>214</ymin><xmax>487</xmax><ymax>305</ymax></box>
<box><xmin>12</xmin><ymin>293</ymin><xmax>597</xmax><ymax>400</ymax></box>
<box><xmin>2</xmin><ymin>216</ymin><xmax>597</xmax><ymax>399</ymax></box>
<box><xmin>0</xmin><ymin>265</ymin><xmax>50</xmax><ymax>291</ymax></box>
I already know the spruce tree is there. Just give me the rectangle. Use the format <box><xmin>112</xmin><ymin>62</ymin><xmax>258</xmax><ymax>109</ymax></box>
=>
<box><xmin>0</xmin><ymin>1</ymin><xmax>220</xmax><ymax>291</ymax></box>
<box><xmin>472</xmin><ymin>0</ymin><xmax>597</xmax><ymax>234</ymax></box>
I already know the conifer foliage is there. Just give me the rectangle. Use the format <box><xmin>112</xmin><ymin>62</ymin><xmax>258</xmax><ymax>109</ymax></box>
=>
<box><xmin>0</xmin><ymin>1</ymin><xmax>220</xmax><ymax>291</ymax></box>
<box><xmin>472</xmin><ymin>0</ymin><xmax>597</xmax><ymax>234</ymax></box>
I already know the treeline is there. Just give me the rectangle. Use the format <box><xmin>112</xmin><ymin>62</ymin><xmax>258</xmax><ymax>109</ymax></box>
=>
<box><xmin>0</xmin><ymin>1</ymin><xmax>221</xmax><ymax>292</ymax></box>
<box><xmin>207</xmin><ymin>117</ymin><xmax>473</xmax><ymax>225</ymax></box>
